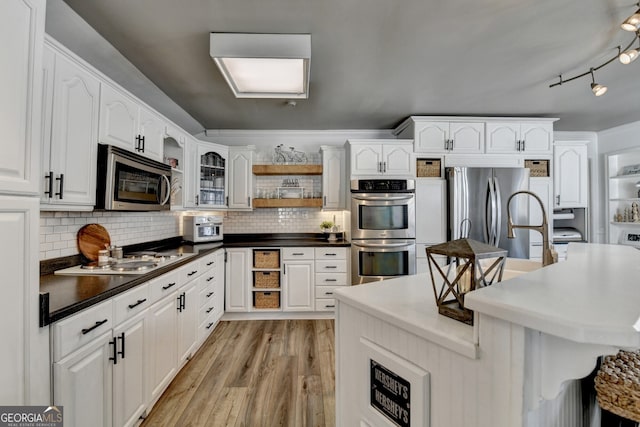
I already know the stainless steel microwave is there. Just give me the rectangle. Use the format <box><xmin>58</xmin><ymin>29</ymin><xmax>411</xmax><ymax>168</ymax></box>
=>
<box><xmin>95</xmin><ymin>144</ymin><xmax>172</xmax><ymax>211</ymax></box>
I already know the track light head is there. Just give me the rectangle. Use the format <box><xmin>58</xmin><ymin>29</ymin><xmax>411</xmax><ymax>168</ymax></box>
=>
<box><xmin>621</xmin><ymin>10</ymin><xmax>640</xmax><ymax>32</ymax></box>
<box><xmin>590</xmin><ymin>68</ymin><xmax>607</xmax><ymax>96</ymax></box>
<box><xmin>620</xmin><ymin>48</ymin><xmax>639</xmax><ymax>64</ymax></box>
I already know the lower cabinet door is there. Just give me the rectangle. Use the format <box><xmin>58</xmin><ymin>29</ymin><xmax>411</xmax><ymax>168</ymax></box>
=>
<box><xmin>148</xmin><ymin>295</ymin><xmax>178</xmax><ymax>403</ymax></box>
<box><xmin>282</xmin><ymin>261</ymin><xmax>314</xmax><ymax>311</ymax></box>
<box><xmin>113</xmin><ymin>312</ymin><xmax>148</xmax><ymax>427</ymax></box>
<box><xmin>177</xmin><ymin>281</ymin><xmax>198</xmax><ymax>366</ymax></box>
<box><xmin>54</xmin><ymin>331</ymin><xmax>113</xmax><ymax>427</ymax></box>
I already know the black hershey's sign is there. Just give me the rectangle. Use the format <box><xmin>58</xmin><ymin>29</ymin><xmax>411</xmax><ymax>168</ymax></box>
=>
<box><xmin>370</xmin><ymin>359</ymin><xmax>410</xmax><ymax>427</ymax></box>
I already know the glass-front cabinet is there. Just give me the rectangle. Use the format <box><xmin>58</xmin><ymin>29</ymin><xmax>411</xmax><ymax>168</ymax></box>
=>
<box><xmin>198</xmin><ymin>144</ymin><xmax>227</xmax><ymax>208</ymax></box>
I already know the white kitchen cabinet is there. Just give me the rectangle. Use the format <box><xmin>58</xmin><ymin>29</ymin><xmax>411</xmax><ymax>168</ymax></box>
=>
<box><xmin>554</xmin><ymin>143</ymin><xmax>588</xmax><ymax>208</ymax></box>
<box><xmin>112</xmin><ymin>312</ymin><xmax>148</xmax><ymax>427</ymax></box>
<box><xmin>0</xmin><ymin>0</ymin><xmax>44</xmax><ymax>196</ymax></box>
<box><xmin>192</xmin><ymin>142</ymin><xmax>228</xmax><ymax>209</ymax></box>
<box><xmin>41</xmin><ymin>40</ymin><xmax>100</xmax><ymax>210</ymax></box>
<box><xmin>177</xmin><ymin>280</ymin><xmax>198</xmax><ymax>367</ymax></box>
<box><xmin>197</xmin><ymin>250</ymin><xmax>225</xmax><ymax>343</ymax></box>
<box><xmin>605</xmin><ymin>148</ymin><xmax>640</xmax><ymax>245</ymax></box>
<box><xmin>147</xmin><ymin>291</ymin><xmax>178</xmax><ymax>404</ymax></box>
<box><xmin>486</xmin><ymin>121</ymin><xmax>553</xmax><ymax>154</ymax></box>
<box><xmin>54</xmin><ymin>331</ymin><xmax>113</xmax><ymax>427</ymax></box>
<box><xmin>349</xmin><ymin>140</ymin><xmax>414</xmax><ymax>177</ymax></box>
<box><xmin>0</xmin><ymin>196</ymin><xmax>48</xmax><ymax>405</ymax></box>
<box><xmin>321</xmin><ymin>146</ymin><xmax>346</xmax><ymax>209</ymax></box>
<box><xmin>227</xmin><ymin>146</ymin><xmax>255</xmax><ymax>210</ymax></box>
<box><xmin>414</xmin><ymin>121</ymin><xmax>484</xmax><ymax>153</ymax></box>
<box><xmin>225</xmin><ymin>248</ymin><xmax>251</xmax><ymax>312</ymax></box>
<box><xmin>314</xmin><ymin>247</ymin><xmax>349</xmax><ymax>311</ymax></box>
<box><xmin>282</xmin><ymin>248</ymin><xmax>315</xmax><ymax>311</ymax></box>
<box><xmin>99</xmin><ymin>83</ymin><xmax>165</xmax><ymax>162</ymax></box>
<box><xmin>415</xmin><ymin>179</ymin><xmax>446</xmax><ymax>244</ymax></box>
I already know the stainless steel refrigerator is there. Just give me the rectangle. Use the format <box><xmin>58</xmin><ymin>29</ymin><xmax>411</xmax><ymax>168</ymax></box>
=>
<box><xmin>445</xmin><ymin>167</ymin><xmax>530</xmax><ymax>258</ymax></box>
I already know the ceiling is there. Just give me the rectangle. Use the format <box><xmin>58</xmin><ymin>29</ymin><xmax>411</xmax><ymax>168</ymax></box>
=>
<box><xmin>47</xmin><ymin>0</ymin><xmax>640</xmax><ymax>134</ymax></box>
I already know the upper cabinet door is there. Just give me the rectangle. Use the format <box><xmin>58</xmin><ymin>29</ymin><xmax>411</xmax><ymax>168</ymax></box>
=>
<box><xmin>449</xmin><ymin>122</ymin><xmax>484</xmax><ymax>153</ymax></box>
<box><xmin>414</xmin><ymin>121</ymin><xmax>448</xmax><ymax>152</ymax></box>
<box><xmin>47</xmin><ymin>51</ymin><xmax>100</xmax><ymax>207</ymax></box>
<box><xmin>0</xmin><ymin>0</ymin><xmax>45</xmax><ymax>195</ymax></box>
<box><xmin>554</xmin><ymin>144</ymin><xmax>588</xmax><ymax>208</ymax></box>
<box><xmin>99</xmin><ymin>84</ymin><xmax>138</xmax><ymax>151</ymax></box>
<box><xmin>382</xmin><ymin>143</ymin><xmax>414</xmax><ymax>176</ymax></box>
<box><xmin>138</xmin><ymin>106</ymin><xmax>165</xmax><ymax>162</ymax></box>
<box><xmin>227</xmin><ymin>148</ymin><xmax>253</xmax><ymax>210</ymax></box>
<box><xmin>485</xmin><ymin>122</ymin><xmax>520</xmax><ymax>153</ymax></box>
<box><xmin>520</xmin><ymin>122</ymin><xmax>553</xmax><ymax>153</ymax></box>
<box><xmin>321</xmin><ymin>147</ymin><xmax>345</xmax><ymax>209</ymax></box>
<box><xmin>350</xmin><ymin>145</ymin><xmax>383</xmax><ymax>175</ymax></box>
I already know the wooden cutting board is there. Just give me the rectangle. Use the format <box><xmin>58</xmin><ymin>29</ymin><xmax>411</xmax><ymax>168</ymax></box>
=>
<box><xmin>77</xmin><ymin>224</ymin><xmax>111</xmax><ymax>261</ymax></box>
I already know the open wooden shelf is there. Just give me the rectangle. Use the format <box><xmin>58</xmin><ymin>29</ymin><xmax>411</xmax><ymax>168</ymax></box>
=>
<box><xmin>252</xmin><ymin>164</ymin><xmax>322</xmax><ymax>175</ymax></box>
<box><xmin>253</xmin><ymin>198</ymin><xmax>323</xmax><ymax>208</ymax></box>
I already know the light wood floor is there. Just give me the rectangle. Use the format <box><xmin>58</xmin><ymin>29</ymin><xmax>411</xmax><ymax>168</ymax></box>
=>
<box><xmin>141</xmin><ymin>319</ymin><xmax>335</xmax><ymax>427</ymax></box>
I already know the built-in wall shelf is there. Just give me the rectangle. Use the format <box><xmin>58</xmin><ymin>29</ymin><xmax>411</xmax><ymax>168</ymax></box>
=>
<box><xmin>253</xmin><ymin>198</ymin><xmax>323</xmax><ymax>208</ymax></box>
<box><xmin>252</xmin><ymin>164</ymin><xmax>322</xmax><ymax>175</ymax></box>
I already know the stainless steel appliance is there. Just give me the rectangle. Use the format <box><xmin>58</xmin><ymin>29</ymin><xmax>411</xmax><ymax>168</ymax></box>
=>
<box><xmin>55</xmin><ymin>250</ymin><xmax>195</xmax><ymax>276</ymax></box>
<box><xmin>446</xmin><ymin>167</ymin><xmax>530</xmax><ymax>258</ymax></box>
<box><xmin>183</xmin><ymin>215</ymin><xmax>224</xmax><ymax>243</ymax></box>
<box><xmin>350</xmin><ymin>179</ymin><xmax>416</xmax><ymax>284</ymax></box>
<box><xmin>96</xmin><ymin>144</ymin><xmax>172</xmax><ymax>211</ymax></box>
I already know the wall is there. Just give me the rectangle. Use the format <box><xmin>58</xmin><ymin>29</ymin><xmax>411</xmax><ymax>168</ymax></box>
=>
<box><xmin>221</xmin><ymin>208</ymin><xmax>345</xmax><ymax>234</ymax></box>
<box><xmin>40</xmin><ymin>211</ymin><xmax>180</xmax><ymax>260</ymax></box>
<box><xmin>596</xmin><ymin>120</ymin><xmax>640</xmax><ymax>244</ymax></box>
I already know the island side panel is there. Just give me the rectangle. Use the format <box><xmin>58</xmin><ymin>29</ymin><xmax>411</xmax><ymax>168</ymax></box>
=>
<box><xmin>336</xmin><ymin>301</ymin><xmax>528</xmax><ymax>427</ymax></box>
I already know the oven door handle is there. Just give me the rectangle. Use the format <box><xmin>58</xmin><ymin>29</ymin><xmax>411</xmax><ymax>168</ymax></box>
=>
<box><xmin>352</xmin><ymin>242</ymin><xmax>412</xmax><ymax>248</ymax></box>
<box><xmin>158</xmin><ymin>175</ymin><xmax>171</xmax><ymax>206</ymax></box>
<box><xmin>351</xmin><ymin>195</ymin><xmax>413</xmax><ymax>201</ymax></box>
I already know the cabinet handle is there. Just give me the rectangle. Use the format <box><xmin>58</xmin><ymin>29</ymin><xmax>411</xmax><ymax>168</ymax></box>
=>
<box><xmin>44</xmin><ymin>171</ymin><xmax>53</xmax><ymax>198</ymax></box>
<box><xmin>206</xmin><ymin>292</ymin><xmax>214</xmax><ymax>298</ymax></box>
<box><xmin>177</xmin><ymin>293</ymin><xmax>185</xmax><ymax>312</ymax></box>
<box><xmin>325</xmin><ymin>292</ymin><xmax>334</xmax><ymax>296</ymax></box>
<box><xmin>109</xmin><ymin>336</ymin><xmax>118</xmax><ymax>364</ymax></box>
<box><xmin>324</xmin><ymin>278</ymin><xmax>337</xmax><ymax>282</ymax></box>
<box><xmin>127</xmin><ymin>298</ymin><xmax>147</xmax><ymax>309</ymax></box>
<box><xmin>283</xmin><ymin>265</ymin><xmax>286</xmax><ymax>275</ymax></box>
<box><xmin>522</xmin><ymin>140</ymin><xmax>525</xmax><ymax>151</ymax></box>
<box><xmin>141</xmin><ymin>135</ymin><xmax>145</xmax><ymax>152</ymax></box>
<box><xmin>292</xmin><ymin>252</ymin><xmax>305</xmax><ymax>256</ymax></box>
<box><xmin>326</xmin><ymin>304</ymin><xmax>335</xmax><ymax>308</ymax></box>
<box><xmin>444</xmin><ymin>139</ymin><xmax>448</xmax><ymax>150</ymax></box>
<box><xmin>383</xmin><ymin>162</ymin><xmax>387</xmax><ymax>173</ymax></box>
<box><xmin>55</xmin><ymin>174</ymin><xmax>64</xmax><ymax>199</ymax></box>
<box><xmin>516</xmin><ymin>140</ymin><xmax>521</xmax><ymax>151</ymax></box>
<box><xmin>206</xmin><ymin>307</ymin><xmax>214</xmax><ymax>313</ymax></box>
<box><xmin>81</xmin><ymin>319</ymin><xmax>108</xmax><ymax>335</ymax></box>
<box><xmin>323</xmin><ymin>195</ymin><xmax>327</xmax><ymax>206</ymax></box>
<box><xmin>248</xmin><ymin>196</ymin><xmax>251</xmax><ymax>207</ymax></box>
<box><xmin>135</xmin><ymin>135</ymin><xmax>141</xmax><ymax>151</ymax></box>
<box><xmin>324</xmin><ymin>265</ymin><xmax>337</xmax><ymax>269</ymax></box>
<box><xmin>226</xmin><ymin>196</ymin><xmax>228</xmax><ymax>206</ymax></box>
<box><xmin>181</xmin><ymin>292</ymin><xmax>186</xmax><ymax>311</ymax></box>
<box><xmin>196</xmin><ymin>194</ymin><xmax>199</xmax><ymax>206</ymax></box>
<box><xmin>117</xmin><ymin>332</ymin><xmax>125</xmax><ymax>360</ymax></box>
<box><xmin>206</xmin><ymin>261</ymin><xmax>214</xmax><ymax>266</ymax></box>
<box><xmin>324</xmin><ymin>253</ymin><xmax>337</xmax><ymax>256</ymax></box>
<box><xmin>556</xmin><ymin>195</ymin><xmax>560</xmax><ymax>205</ymax></box>
<box><xmin>206</xmin><ymin>322</ymin><xmax>214</xmax><ymax>329</ymax></box>
<box><xmin>187</xmin><ymin>270</ymin><xmax>198</xmax><ymax>276</ymax></box>
<box><xmin>206</xmin><ymin>276</ymin><xmax>214</xmax><ymax>282</ymax></box>
<box><xmin>162</xmin><ymin>282</ymin><xmax>176</xmax><ymax>290</ymax></box>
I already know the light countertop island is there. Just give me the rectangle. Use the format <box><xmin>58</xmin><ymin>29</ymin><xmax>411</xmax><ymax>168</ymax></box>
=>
<box><xmin>334</xmin><ymin>243</ymin><xmax>639</xmax><ymax>427</ymax></box>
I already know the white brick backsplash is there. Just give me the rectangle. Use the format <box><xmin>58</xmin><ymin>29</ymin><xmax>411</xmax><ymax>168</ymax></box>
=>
<box><xmin>222</xmin><ymin>208</ymin><xmax>344</xmax><ymax>234</ymax></box>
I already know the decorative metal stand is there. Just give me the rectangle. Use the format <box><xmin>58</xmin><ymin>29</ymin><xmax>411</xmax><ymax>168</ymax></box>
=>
<box><xmin>426</xmin><ymin>238</ymin><xmax>507</xmax><ymax>325</ymax></box>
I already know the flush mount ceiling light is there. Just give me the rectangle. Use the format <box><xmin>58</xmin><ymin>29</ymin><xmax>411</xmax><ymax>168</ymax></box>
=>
<box><xmin>550</xmin><ymin>4</ymin><xmax>640</xmax><ymax>96</ymax></box>
<box><xmin>209</xmin><ymin>33</ymin><xmax>311</xmax><ymax>99</ymax></box>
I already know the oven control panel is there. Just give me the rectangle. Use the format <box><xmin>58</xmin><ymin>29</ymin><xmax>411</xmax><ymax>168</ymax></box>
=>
<box><xmin>351</xmin><ymin>179</ymin><xmax>415</xmax><ymax>192</ymax></box>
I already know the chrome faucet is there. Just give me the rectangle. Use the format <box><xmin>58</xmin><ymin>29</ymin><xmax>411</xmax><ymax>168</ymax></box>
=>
<box><xmin>506</xmin><ymin>190</ymin><xmax>556</xmax><ymax>267</ymax></box>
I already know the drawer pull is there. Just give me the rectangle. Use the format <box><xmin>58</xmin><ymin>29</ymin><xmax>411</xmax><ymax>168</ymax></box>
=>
<box><xmin>324</xmin><ymin>253</ymin><xmax>337</xmax><ymax>256</ymax></box>
<box><xmin>292</xmin><ymin>252</ymin><xmax>304</xmax><ymax>256</ymax></box>
<box><xmin>324</xmin><ymin>266</ymin><xmax>337</xmax><ymax>269</ymax></box>
<box><xmin>162</xmin><ymin>282</ymin><xmax>176</xmax><ymax>290</ymax></box>
<box><xmin>128</xmin><ymin>298</ymin><xmax>147</xmax><ymax>309</ymax></box>
<box><xmin>325</xmin><ymin>304</ymin><xmax>335</xmax><ymax>308</ymax></box>
<box><xmin>325</xmin><ymin>292</ymin><xmax>334</xmax><ymax>296</ymax></box>
<box><xmin>206</xmin><ymin>261</ymin><xmax>214</xmax><ymax>266</ymax></box>
<box><xmin>81</xmin><ymin>319</ymin><xmax>108</xmax><ymax>335</ymax></box>
<box><xmin>206</xmin><ymin>276</ymin><xmax>214</xmax><ymax>282</ymax></box>
<box><xmin>324</xmin><ymin>279</ymin><xmax>337</xmax><ymax>282</ymax></box>
<box><xmin>206</xmin><ymin>292</ymin><xmax>214</xmax><ymax>298</ymax></box>
<box><xmin>187</xmin><ymin>270</ymin><xmax>198</xmax><ymax>276</ymax></box>
<box><xmin>206</xmin><ymin>322</ymin><xmax>214</xmax><ymax>329</ymax></box>
<box><xmin>206</xmin><ymin>307</ymin><xmax>214</xmax><ymax>313</ymax></box>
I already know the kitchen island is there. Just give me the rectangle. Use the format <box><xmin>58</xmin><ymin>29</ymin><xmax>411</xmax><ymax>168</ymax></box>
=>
<box><xmin>334</xmin><ymin>243</ymin><xmax>640</xmax><ymax>427</ymax></box>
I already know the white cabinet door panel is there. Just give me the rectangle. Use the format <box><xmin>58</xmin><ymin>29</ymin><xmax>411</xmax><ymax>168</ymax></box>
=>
<box><xmin>283</xmin><ymin>261</ymin><xmax>314</xmax><ymax>311</ymax></box>
<box><xmin>99</xmin><ymin>84</ymin><xmax>138</xmax><ymax>150</ymax></box>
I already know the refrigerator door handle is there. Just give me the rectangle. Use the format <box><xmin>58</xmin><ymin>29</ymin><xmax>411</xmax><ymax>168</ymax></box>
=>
<box><xmin>493</xmin><ymin>177</ymin><xmax>502</xmax><ymax>246</ymax></box>
<box><xmin>484</xmin><ymin>178</ymin><xmax>494</xmax><ymax>244</ymax></box>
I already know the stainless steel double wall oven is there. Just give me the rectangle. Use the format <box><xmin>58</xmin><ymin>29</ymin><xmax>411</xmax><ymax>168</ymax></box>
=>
<box><xmin>350</xmin><ymin>179</ymin><xmax>416</xmax><ymax>284</ymax></box>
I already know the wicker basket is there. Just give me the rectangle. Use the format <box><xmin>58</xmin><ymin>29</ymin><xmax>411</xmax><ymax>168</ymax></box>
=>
<box><xmin>253</xmin><ymin>291</ymin><xmax>280</xmax><ymax>309</ymax></box>
<box><xmin>524</xmin><ymin>159</ymin><xmax>549</xmax><ymax>177</ymax></box>
<box><xmin>254</xmin><ymin>271</ymin><xmax>280</xmax><ymax>288</ymax></box>
<box><xmin>416</xmin><ymin>158</ymin><xmax>441</xmax><ymax>177</ymax></box>
<box><xmin>253</xmin><ymin>250</ymin><xmax>280</xmax><ymax>268</ymax></box>
<box><xmin>595</xmin><ymin>350</ymin><xmax>640</xmax><ymax>422</ymax></box>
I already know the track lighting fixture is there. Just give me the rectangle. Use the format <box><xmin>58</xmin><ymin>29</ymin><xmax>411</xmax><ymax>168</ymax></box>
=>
<box><xmin>621</xmin><ymin>4</ymin><xmax>640</xmax><ymax>32</ymax></box>
<box><xmin>550</xmin><ymin>4</ymin><xmax>640</xmax><ymax>96</ymax></box>
<box><xmin>589</xmin><ymin>68</ymin><xmax>607</xmax><ymax>96</ymax></box>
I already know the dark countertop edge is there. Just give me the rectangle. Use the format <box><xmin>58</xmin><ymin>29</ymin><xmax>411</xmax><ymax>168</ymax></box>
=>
<box><xmin>41</xmin><ymin>234</ymin><xmax>351</xmax><ymax>325</ymax></box>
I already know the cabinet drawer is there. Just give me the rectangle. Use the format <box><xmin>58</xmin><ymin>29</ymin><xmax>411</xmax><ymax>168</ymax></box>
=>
<box><xmin>314</xmin><ymin>247</ymin><xmax>347</xmax><ymax>259</ymax></box>
<box><xmin>282</xmin><ymin>247</ymin><xmax>314</xmax><ymax>260</ymax></box>
<box><xmin>149</xmin><ymin>270</ymin><xmax>180</xmax><ymax>303</ymax></box>
<box><xmin>315</xmin><ymin>298</ymin><xmax>336</xmax><ymax>311</ymax></box>
<box><xmin>199</xmin><ymin>302</ymin><xmax>216</xmax><ymax>324</ymax></box>
<box><xmin>315</xmin><ymin>286</ymin><xmax>342</xmax><ymax>299</ymax></box>
<box><xmin>315</xmin><ymin>259</ymin><xmax>347</xmax><ymax>273</ymax></box>
<box><xmin>315</xmin><ymin>272</ymin><xmax>349</xmax><ymax>286</ymax></box>
<box><xmin>180</xmin><ymin>261</ymin><xmax>202</xmax><ymax>282</ymax></box>
<box><xmin>199</xmin><ymin>252</ymin><xmax>217</xmax><ymax>271</ymax></box>
<box><xmin>113</xmin><ymin>283</ymin><xmax>149</xmax><ymax>325</ymax></box>
<box><xmin>200</xmin><ymin>282</ymin><xmax>215</xmax><ymax>308</ymax></box>
<box><xmin>52</xmin><ymin>299</ymin><xmax>114</xmax><ymax>361</ymax></box>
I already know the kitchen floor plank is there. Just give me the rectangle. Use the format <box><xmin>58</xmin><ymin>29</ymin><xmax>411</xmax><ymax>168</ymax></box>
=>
<box><xmin>141</xmin><ymin>319</ymin><xmax>335</xmax><ymax>427</ymax></box>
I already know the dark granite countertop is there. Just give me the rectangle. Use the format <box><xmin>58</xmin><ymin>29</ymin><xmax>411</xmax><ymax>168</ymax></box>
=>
<box><xmin>39</xmin><ymin>234</ymin><xmax>350</xmax><ymax>326</ymax></box>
